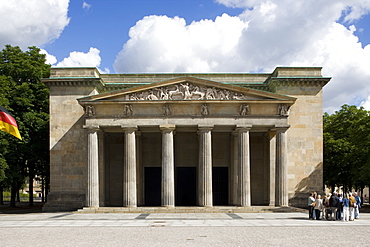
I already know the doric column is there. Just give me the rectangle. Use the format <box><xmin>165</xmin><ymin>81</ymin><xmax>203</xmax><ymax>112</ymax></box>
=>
<box><xmin>275</xmin><ymin>126</ymin><xmax>289</xmax><ymax>206</ymax></box>
<box><xmin>232</xmin><ymin>131</ymin><xmax>239</xmax><ymax>206</ymax></box>
<box><xmin>237</xmin><ymin>125</ymin><xmax>252</xmax><ymax>207</ymax></box>
<box><xmin>122</xmin><ymin>126</ymin><xmax>137</xmax><ymax>207</ymax></box>
<box><xmin>198</xmin><ymin>125</ymin><xmax>213</xmax><ymax>207</ymax></box>
<box><xmin>136</xmin><ymin>131</ymin><xmax>143</xmax><ymax>206</ymax></box>
<box><xmin>97</xmin><ymin>130</ymin><xmax>105</xmax><ymax>206</ymax></box>
<box><xmin>84</xmin><ymin>125</ymin><xmax>100</xmax><ymax>208</ymax></box>
<box><xmin>160</xmin><ymin>125</ymin><xmax>175</xmax><ymax>207</ymax></box>
<box><xmin>268</xmin><ymin>130</ymin><xmax>276</xmax><ymax>207</ymax></box>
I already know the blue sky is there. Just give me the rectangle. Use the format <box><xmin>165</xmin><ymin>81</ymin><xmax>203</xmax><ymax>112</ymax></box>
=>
<box><xmin>1</xmin><ymin>0</ymin><xmax>370</xmax><ymax>113</ymax></box>
<box><xmin>44</xmin><ymin>0</ymin><xmax>244</xmax><ymax>72</ymax></box>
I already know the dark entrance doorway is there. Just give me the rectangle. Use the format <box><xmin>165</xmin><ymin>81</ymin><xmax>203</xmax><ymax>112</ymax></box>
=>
<box><xmin>175</xmin><ymin>167</ymin><xmax>197</xmax><ymax>206</ymax></box>
<box><xmin>144</xmin><ymin>167</ymin><xmax>161</xmax><ymax>206</ymax></box>
<box><xmin>212</xmin><ymin>167</ymin><xmax>229</xmax><ymax>205</ymax></box>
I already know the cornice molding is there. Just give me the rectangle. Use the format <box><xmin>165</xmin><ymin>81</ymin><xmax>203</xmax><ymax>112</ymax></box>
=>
<box><xmin>43</xmin><ymin>78</ymin><xmax>105</xmax><ymax>91</ymax></box>
<box><xmin>267</xmin><ymin>77</ymin><xmax>330</xmax><ymax>91</ymax></box>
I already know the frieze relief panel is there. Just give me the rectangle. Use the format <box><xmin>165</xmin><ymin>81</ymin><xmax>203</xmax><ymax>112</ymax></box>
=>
<box><xmin>123</xmin><ymin>83</ymin><xmax>265</xmax><ymax>101</ymax></box>
<box><xmin>84</xmin><ymin>103</ymin><xmax>290</xmax><ymax>118</ymax></box>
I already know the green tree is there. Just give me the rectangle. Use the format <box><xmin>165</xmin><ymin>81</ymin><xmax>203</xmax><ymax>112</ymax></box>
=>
<box><xmin>0</xmin><ymin>45</ymin><xmax>50</xmax><ymax>207</ymax></box>
<box><xmin>324</xmin><ymin>104</ymin><xmax>370</xmax><ymax>193</ymax></box>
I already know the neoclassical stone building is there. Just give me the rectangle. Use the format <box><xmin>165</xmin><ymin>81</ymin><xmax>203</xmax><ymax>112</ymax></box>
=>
<box><xmin>42</xmin><ymin>67</ymin><xmax>330</xmax><ymax>211</ymax></box>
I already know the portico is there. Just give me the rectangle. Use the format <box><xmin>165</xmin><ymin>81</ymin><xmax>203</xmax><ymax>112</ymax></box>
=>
<box><xmin>82</xmin><ymin>114</ymin><xmax>291</xmax><ymax>208</ymax></box>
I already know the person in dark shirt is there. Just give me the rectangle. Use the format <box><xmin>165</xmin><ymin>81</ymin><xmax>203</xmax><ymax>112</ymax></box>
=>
<box><xmin>329</xmin><ymin>192</ymin><xmax>339</xmax><ymax>221</ymax></box>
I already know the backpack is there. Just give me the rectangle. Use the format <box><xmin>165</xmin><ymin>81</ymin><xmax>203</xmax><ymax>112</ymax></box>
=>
<box><xmin>349</xmin><ymin>197</ymin><xmax>355</xmax><ymax>207</ymax></box>
<box><xmin>324</xmin><ymin>199</ymin><xmax>330</xmax><ymax>207</ymax></box>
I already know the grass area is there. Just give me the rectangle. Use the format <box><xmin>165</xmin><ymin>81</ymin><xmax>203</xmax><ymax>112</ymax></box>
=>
<box><xmin>2</xmin><ymin>191</ymin><xmax>38</xmax><ymax>202</ymax></box>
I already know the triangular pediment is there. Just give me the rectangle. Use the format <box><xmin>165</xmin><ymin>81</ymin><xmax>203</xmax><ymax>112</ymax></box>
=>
<box><xmin>78</xmin><ymin>77</ymin><xmax>296</xmax><ymax>102</ymax></box>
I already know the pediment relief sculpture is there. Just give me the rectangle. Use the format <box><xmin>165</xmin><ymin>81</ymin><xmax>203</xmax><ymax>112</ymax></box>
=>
<box><xmin>126</xmin><ymin>82</ymin><xmax>259</xmax><ymax>101</ymax></box>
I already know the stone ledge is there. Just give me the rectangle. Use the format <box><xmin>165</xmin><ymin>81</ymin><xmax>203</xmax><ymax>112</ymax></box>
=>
<box><xmin>75</xmin><ymin>206</ymin><xmax>301</xmax><ymax>214</ymax></box>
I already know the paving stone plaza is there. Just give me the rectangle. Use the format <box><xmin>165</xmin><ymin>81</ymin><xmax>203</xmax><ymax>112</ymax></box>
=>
<box><xmin>1</xmin><ymin>211</ymin><xmax>369</xmax><ymax>246</ymax></box>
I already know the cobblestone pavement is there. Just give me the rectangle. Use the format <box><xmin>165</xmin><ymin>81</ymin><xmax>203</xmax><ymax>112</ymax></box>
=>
<box><xmin>0</xmin><ymin>212</ymin><xmax>369</xmax><ymax>246</ymax></box>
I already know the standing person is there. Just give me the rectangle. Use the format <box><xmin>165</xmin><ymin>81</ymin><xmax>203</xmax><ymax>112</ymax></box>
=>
<box><xmin>323</xmin><ymin>193</ymin><xmax>331</xmax><ymax>220</ymax></box>
<box><xmin>349</xmin><ymin>192</ymin><xmax>356</xmax><ymax>221</ymax></box>
<box><xmin>308</xmin><ymin>193</ymin><xmax>315</xmax><ymax>220</ymax></box>
<box><xmin>354</xmin><ymin>192</ymin><xmax>361</xmax><ymax>219</ymax></box>
<box><xmin>312</xmin><ymin>191</ymin><xmax>317</xmax><ymax>219</ymax></box>
<box><xmin>342</xmin><ymin>193</ymin><xmax>350</xmax><ymax>222</ymax></box>
<box><xmin>314</xmin><ymin>195</ymin><xmax>324</xmax><ymax>220</ymax></box>
<box><xmin>329</xmin><ymin>192</ymin><xmax>339</xmax><ymax>221</ymax></box>
<box><xmin>337</xmin><ymin>193</ymin><xmax>343</xmax><ymax>220</ymax></box>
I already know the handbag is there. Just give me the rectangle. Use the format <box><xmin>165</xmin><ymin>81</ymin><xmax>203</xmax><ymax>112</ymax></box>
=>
<box><xmin>312</xmin><ymin>201</ymin><xmax>316</xmax><ymax>207</ymax></box>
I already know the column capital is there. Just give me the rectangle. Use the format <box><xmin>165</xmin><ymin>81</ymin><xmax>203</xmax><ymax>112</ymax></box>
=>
<box><xmin>197</xmin><ymin>125</ymin><xmax>214</xmax><ymax>131</ymax></box>
<box><xmin>235</xmin><ymin>125</ymin><xmax>252</xmax><ymax>132</ymax></box>
<box><xmin>83</xmin><ymin>125</ymin><xmax>100</xmax><ymax>132</ymax></box>
<box><xmin>160</xmin><ymin>124</ymin><xmax>176</xmax><ymax>132</ymax></box>
<box><xmin>121</xmin><ymin>125</ymin><xmax>137</xmax><ymax>132</ymax></box>
<box><xmin>273</xmin><ymin>125</ymin><xmax>290</xmax><ymax>133</ymax></box>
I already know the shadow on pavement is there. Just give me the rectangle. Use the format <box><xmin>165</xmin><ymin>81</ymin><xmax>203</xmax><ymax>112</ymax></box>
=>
<box><xmin>0</xmin><ymin>202</ymin><xmax>44</xmax><ymax>214</ymax></box>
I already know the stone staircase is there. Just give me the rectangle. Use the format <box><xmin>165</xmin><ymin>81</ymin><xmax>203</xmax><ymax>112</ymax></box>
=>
<box><xmin>76</xmin><ymin>206</ymin><xmax>303</xmax><ymax>214</ymax></box>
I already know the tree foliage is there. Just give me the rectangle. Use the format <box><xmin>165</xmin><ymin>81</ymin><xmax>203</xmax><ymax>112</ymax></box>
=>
<box><xmin>0</xmin><ymin>45</ymin><xmax>50</xmax><ymax>206</ymax></box>
<box><xmin>324</xmin><ymin>104</ymin><xmax>370</xmax><ymax>192</ymax></box>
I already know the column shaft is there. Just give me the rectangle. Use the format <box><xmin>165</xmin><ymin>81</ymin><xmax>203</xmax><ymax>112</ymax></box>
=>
<box><xmin>86</xmin><ymin>126</ymin><xmax>99</xmax><ymax>208</ymax></box>
<box><xmin>232</xmin><ymin>131</ymin><xmax>238</xmax><ymax>206</ymax></box>
<box><xmin>123</xmin><ymin>127</ymin><xmax>137</xmax><ymax>207</ymax></box>
<box><xmin>269</xmin><ymin>131</ymin><xmax>276</xmax><ymax>206</ymax></box>
<box><xmin>98</xmin><ymin>131</ymin><xmax>105</xmax><ymax>206</ymax></box>
<box><xmin>276</xmin><ymin>128</ymin><xmax>289</xmax><ymax>206</ymax></box>
<box><xmin>237</xmin><ymin>126</ymin><xmax>251</xmax><ymax>207</ymax></box>
<box><xmin>161</xmin><ymin>125</ymin><xmax>175</xmax><ymax>207</ymax></box>
<box><xmin>198</xmin><ymin>126</ymin><xmax>213</xmax><ymax>207</ymax></box>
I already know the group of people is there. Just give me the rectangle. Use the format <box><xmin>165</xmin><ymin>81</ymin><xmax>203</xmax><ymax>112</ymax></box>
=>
<box><xmin>308</xmin><ymin>191</ymin><xmax>361</xmax><ymax>221</ymax></box>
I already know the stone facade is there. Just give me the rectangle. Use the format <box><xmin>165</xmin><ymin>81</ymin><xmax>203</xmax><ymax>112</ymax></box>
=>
<box><xmin>42</xmin><ymin>67</ymin><xmax>330</xmax><ymax>211</ymax></box>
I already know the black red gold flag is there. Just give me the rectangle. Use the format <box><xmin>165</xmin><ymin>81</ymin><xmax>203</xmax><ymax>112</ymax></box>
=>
<box><xmin>0</xmin><ymin>106</ymin><xmax>22</xmax><ymax>140</ymax></box>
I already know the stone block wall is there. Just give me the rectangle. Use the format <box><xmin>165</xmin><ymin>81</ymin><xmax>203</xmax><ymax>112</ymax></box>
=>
<box><xmin>275</xmin><ymin>86</ymin><xmax>324</xmax><ymax>207</ymax></box>
<box><xmin>43</xmin><ymin>80</ymin><xmax>100</xmax><ymax>211</ymax></box>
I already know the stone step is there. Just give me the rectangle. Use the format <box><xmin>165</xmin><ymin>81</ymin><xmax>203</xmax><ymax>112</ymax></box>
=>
<box><xmin>76</xmin><ymin>206</ymin><xmax>302</xmax><ymax>214</ymax></box>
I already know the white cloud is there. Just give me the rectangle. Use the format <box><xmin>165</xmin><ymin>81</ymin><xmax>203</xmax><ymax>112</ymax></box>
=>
<box><xmin>56</xmin><ymin>47</ymin><xmax>101</xmax><ymax>67</ymax></box>
<box><xmin>114</xmin><ymin>14</ymin><xmax>248</xmax><ymax>72</ymax></box>
<box><xmin>0</xmin><ymin>0</ymin><xmax>70</xmax><ymax>49</ymax></box>
<box><xmin>39</xmin><ymin>49</ymin><xmax>57</xmax><ymax>65</ymax></box>
<box><xmin>360</xmin><ymin>95</ymin><xmax>370</xmax><ymax>111</ymax></box>
<box><xmin>82</xmin><ymin>1</ymin><xmax>92</xmax><ymax>10</ymax></box>
<box><xmin>114</xmin><ymin>0</ymin><xmax>370</xmax><ymax>113</ymax></box>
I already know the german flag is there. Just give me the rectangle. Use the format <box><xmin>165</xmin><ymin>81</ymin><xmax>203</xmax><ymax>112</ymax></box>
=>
<box><xmin>0</xmin><ymin>106</ymin><xmax>22</xmax><ymax>140</ymax></box>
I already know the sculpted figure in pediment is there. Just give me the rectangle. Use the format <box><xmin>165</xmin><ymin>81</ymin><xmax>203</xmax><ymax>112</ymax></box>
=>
<box><xmin>205</xmin><ymin>87</ymin><xmax>216</xmax><ymax>99</ymax></box>
<box><xmin>147</xmin><ymin>90</ymin><xmax>158</xmax><ymax>100</ymax></box>
<box><xmin>158</xmin><ymin>87</ymin><xmax>170</xmax><ymax>100</ymax></box>
<box><xmin>233</xmin><ymin>93</ymin><xmax>246</xmax><ymax>100</ymax></box>
<box><xmin>181</xmin><ymin>83</ymin><xmax>192</xmax><ymax>99</ymax></box>
<box><xmin>130</xmin><ymin>92</ymin><xmax>145</xmax><ymax>100</ymax></box>
<box><xmin>191</xmin><ymin>86</ymin><xmax>205</xmax><ymax>99</ymax></box>
<box><xmin>125</xmin><ymin>82</ymin><xmax>251</xmax><ymax>101</ymax></box>
<box><xmin>168</xmin><ymin>85</ymin><xmax>184</xmax><ymax>99</ymax></box>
